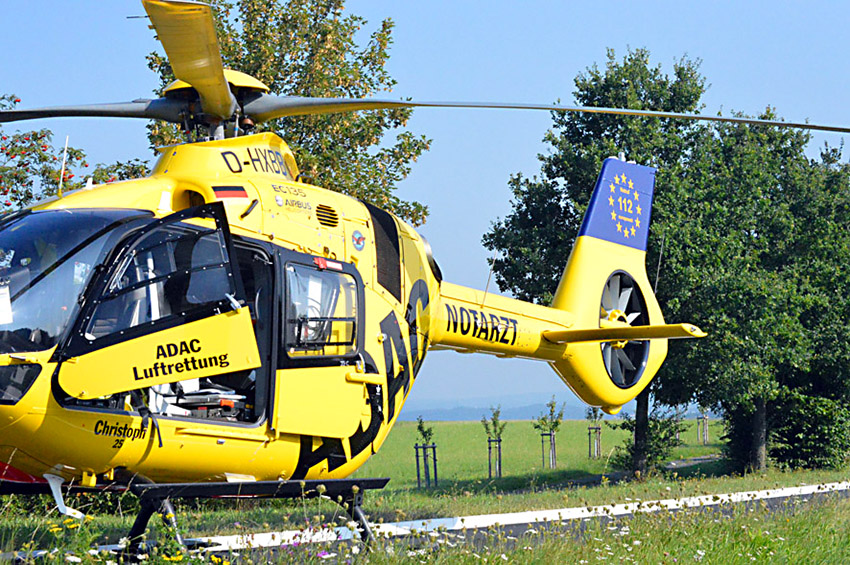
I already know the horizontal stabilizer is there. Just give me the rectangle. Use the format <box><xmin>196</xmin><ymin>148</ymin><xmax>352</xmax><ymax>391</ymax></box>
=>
<box><xmin>543</xmin><ymin>323</ymin><xmax>706</xmax><ymax>344</ymax></box>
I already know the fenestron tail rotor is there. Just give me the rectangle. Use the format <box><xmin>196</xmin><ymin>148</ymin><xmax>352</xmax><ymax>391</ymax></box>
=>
<box><xmin>599</xmin><ymin>272</ymin><xmax>649</xmax><ymax>388</ymax></box>
<box><xmin>2</xmin><ymin>0</ymin><xmax>850</xmax><ymax>138</ymax></box>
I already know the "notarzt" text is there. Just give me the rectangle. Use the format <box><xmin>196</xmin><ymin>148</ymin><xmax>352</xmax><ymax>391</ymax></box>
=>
<box><xmin>445</xmin><ymin>305</ymin><xmax>518</xmax><ymax>345</ymax></box>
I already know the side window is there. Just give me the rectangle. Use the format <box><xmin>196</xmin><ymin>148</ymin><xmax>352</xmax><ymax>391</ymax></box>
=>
<box><xmin>84</xmin><ymin>223</ymin><xmax>233</xmax><ymax>340</ymax></box>
<box><xmin>284</xmin><ymin>263</ymin><xmax>357</xmax><ymax>358</ymax></box>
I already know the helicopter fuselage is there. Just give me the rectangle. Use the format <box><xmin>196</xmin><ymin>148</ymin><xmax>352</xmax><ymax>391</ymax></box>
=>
<box><xmin>0</xmin><ymin>129</ymin><xmax>699</xmax><ymax>488</ymax></box>
<box><xmin>0</xmin><ymin>132</ymin><xmax>596</xmax><ymax>486</ymax></box>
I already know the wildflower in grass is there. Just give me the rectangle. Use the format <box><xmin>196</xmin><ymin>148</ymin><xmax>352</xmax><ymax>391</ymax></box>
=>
<box><xmin>161</xmin><ymin>552</ymin><xmax>183</xmax><ymax>561</ymax></box>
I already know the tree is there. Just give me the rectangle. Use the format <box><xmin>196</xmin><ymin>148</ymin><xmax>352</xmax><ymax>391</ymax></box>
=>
<box><xmin>1</xmin><ymin>95</ymin><xmax>155</xmax><ymax>209</ymax></box>
<box><xmin>585</xmin><ymin>407</ymin><xmax>603</xmax><ymax>425</ymax></box>
<box><xmin>482</xmin><ymin>405</ymin><xmax>507</xmax><ymax>478</ymax></box>
<box><xmin>5</xmin><ymin>2</ymin><xmax>430</xmax><ymax>224</ymax></box>
<box><xmin>416</xmin><ymin>415</ymin><xmax>434</xmax><ymax>445</ymax></box>
<box><xmin>532</xmin><ymin>396</ymin><xmax>564</xmax><ymax>469</ymax></box>
<box><xmin>659</xmin><ymin>124</ymin><xmax>850</xmax><ymax>471</ymax></box>
<box><xmin>0</xmin><ymin>95</ymin><xmax>89</xmax><ymax>208</ymax></box>
<box><xmin>89</xmin><ymin>159</ymin><xmax>150</xmax><ymax>185</ymax></box>
<box><xmin>146</xmin><ymin>0</ymin><xmax>431</xmax><ymax>226</ymax></box>
<box><xmin>481</xmin><ymin>405</ymin><xmax>508</xmax><ymax>440</ymax></box>
<box><xmin>484</xmin><ymin>48</ymin><xmax>850</xmax><ymax>473</ymax></box>
<box><xmin>585</xmin><ymin>407</ymin><xmax>603</xmax><ymax>459</ymax></box>
<box><xmin>484</xmin><ymin>48</ymin><xmax>708</xmax><ymax>472</ymax></box>
<box><xmin>532</xmin><ymin>396</ymin><xmax>565</xmax><ymax>435</ymax></box>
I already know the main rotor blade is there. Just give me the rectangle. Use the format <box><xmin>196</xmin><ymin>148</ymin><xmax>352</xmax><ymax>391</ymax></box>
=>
<box><xmin>242</xmin><ymin>93</ymin><xmax>850</xmax><ymax>134</ymax></box>
<box><xmin>0</xmin><ymin>99</ymin><xmax>186</xmax><ymax>124</ymax></box>
<box><xmin>143</xmin><ymin>0</ymin><xmax>236</xmax><ymax>120</ymax></box>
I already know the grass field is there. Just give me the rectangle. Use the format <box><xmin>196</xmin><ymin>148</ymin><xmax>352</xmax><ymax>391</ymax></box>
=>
<box><xmin>355</xmin><ymin>492</ymin><xmax>850</xmax><ymax>563</ymax></box>
<box><xmin>353</xmin><ymin>417</ymin><xmax>725</xmax><ymax>489</ymax></box>
<box><xmin>5</xmin><ymin>418</ymin><xmax>850</xmax><ymax>562</ymax></box>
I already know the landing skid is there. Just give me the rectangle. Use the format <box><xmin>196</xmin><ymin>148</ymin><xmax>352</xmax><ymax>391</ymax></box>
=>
<box><xmin>0</xmin><ymin>477</ymin><xmax>389</xmax><ymax>556</ymax></box>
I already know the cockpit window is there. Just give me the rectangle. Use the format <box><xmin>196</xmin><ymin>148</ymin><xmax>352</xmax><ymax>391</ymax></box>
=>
<box><xmin>284</xmin><ymin>263</ymin><xmax>357</xmax><ymax>358</ymax></box>
<box><xmin>0</xmin><ymin>209</ymin><xmax>151</xmax><ymax>353</ymax></box>
<box><xmin>84</xmin><ymin>222</ymin><xmax>233</xmax><ymax>339</ymax></box>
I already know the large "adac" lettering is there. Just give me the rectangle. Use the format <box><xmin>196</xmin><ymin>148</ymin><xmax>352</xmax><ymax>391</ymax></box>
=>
<box><xmin>381</xmin><ymin>279</ymin><xmax>432</xmax><ymax>422</ymax></box>
<box><xmin>380</xmin><ymin>311</ymin><xmax>409</xmax><ymax>422</ymax></box>
<box><xmin>291</xmin><ymin>281</ymin><xmax>431</xmax><ymax>478</ymax></box>
<box><xmin>290</xmin><ymin>353</ymin><xmax>384</xmax><ymax>480</ymax></box>
<box><xmin>405</xmin><ymin>279</ymin><xmax>430</xmax><ymax>376</ymax></box>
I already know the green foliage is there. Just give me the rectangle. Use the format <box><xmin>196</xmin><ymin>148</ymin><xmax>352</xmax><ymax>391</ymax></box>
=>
<box><xmin>481</xmin><ymin>405</ymin><xmax>507</xmax><ymax>440</ymax></box>
<box><xmin>483</xmin><ymin>48</ymin><xmax>706</xmax><ymax>304</ymax></box>
<box><xmin>89</xmin><ymin>158</ymin><xmax>150</xmax><ymax>184</ymax></box>
<box><xmin>585</xmin><ymin>407</ymin><xmax>603</xmax><ymax>424</ymax></box>
<box><xmin>661</xmin><ymin>117</ymin><xmax>850</xmax><ymax>470</ymax></box>
<box><xmin>607</xmin><ymin>405</ymin><xmax>686</xmax><ymax>472</ymax></box>
<box><xmin>416</xmin><ymin>415</ymin><xmax>434</xmax><ymax>445</ymax></box>
<box><xmin>531</xmin><ymin>396</ymin><xmax>565</xmax><ymax>434</ymax></box>
<box><xmin>146</xmin><ymin>0</ymin><xmax>431</xmax><ymax>226</ymax></box>
<box><xmin>770</xmin><ymin>391</ymin><xmax>850</xmax><ymax>470</ymax></box>
<box><xmin>0</xmin><ymin>95</ymin><xmax>155</xmax><ymax>209</ymax></box>
<box><xmin>483</xmin><ymin>47</ymin><xmax>850</xmax><ymax>471</ymax></box>
<box><xmin>0</xmin><ymin>95</ymin><xmax>89</xmax><ymax>208</ymax></box>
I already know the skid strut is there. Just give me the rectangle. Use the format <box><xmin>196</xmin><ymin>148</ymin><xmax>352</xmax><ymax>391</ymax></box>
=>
<box><xmin>127</xmin><ymin>477</ymin><xmax>389</xmax><ymax>549</ymax></box>
<box><xmin>0</xmin><ymin>476</ymin><xmax>389</xmax><ymax>555</ymax></box>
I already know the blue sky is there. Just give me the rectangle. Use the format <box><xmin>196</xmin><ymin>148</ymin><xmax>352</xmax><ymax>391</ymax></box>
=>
<box><xmin>2</xmin><ymin>1</ymin><xmax>849</xmax><ymax>415</ymax></box>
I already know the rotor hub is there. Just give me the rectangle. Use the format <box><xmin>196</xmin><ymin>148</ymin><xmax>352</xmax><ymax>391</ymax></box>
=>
<box><xmin>603</xmin><ymin>309</ymin><xmax>629</xmax><ymax>349</ymax></box>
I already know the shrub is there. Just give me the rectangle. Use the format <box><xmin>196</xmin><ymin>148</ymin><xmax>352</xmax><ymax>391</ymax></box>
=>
<box><xmin>608</xmin><ymin>406</ymin><xmax>686</xmax><ymax>471</ymax></box>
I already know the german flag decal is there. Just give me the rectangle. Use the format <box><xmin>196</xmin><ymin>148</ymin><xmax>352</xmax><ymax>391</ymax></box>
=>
<box><xmin>213</xmin><ymin>186</ymin><xmax>249</xmax><ymax>199</ymax></box>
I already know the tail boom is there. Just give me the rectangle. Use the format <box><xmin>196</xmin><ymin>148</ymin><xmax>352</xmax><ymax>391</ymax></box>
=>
<box><xmin>428</xmin><ymin>157</ymin><xmax>704</xmax><ymax>415</ymax></box>
<box><xmin>430</xmin><ymin>282</ymin><xmax>574</xmax><ymax>360</ymax></box>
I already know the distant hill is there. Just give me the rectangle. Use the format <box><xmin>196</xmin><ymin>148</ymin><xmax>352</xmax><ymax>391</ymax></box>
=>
<box><xmin>398</xmin><ymin>402</ymin><xmax>589</xmax><ymax>422</ymax></box>
<box><xmin>398</xmin><ymin>395</ymin><xmax>711</xmax><ymax>422</ymax></box>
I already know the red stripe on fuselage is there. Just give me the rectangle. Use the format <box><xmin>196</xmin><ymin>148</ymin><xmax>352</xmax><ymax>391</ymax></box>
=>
<box><xmin>0</xmin><ymin>462</ymin><xmax>44</xmax><ymax>483</ymax></box>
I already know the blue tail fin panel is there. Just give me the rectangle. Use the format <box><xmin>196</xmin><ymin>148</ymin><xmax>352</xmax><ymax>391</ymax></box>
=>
<box><xmin>578</xmin><ymin>158</ymin><xmax>656</xmax><ymax>252</ymax></box>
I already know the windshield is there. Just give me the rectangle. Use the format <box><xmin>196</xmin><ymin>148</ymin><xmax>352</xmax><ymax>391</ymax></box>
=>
<box><xmin>0</xmin><ymin>209</ymin><xmax>151</xmax><ymax>353</ymax></box>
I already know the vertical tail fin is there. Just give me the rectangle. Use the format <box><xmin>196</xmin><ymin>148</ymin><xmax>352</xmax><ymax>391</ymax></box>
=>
<box><xmin>550</xmin><ymin>157</ymin><xmax>666</xmax><ymax>414</ymax></box>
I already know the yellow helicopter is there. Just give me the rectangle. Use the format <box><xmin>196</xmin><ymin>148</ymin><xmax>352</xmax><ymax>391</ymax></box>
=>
<box><xmin>8</xmin><ymin>0</ymin><xmax>811</xmax><ymax>539</ymax></box>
